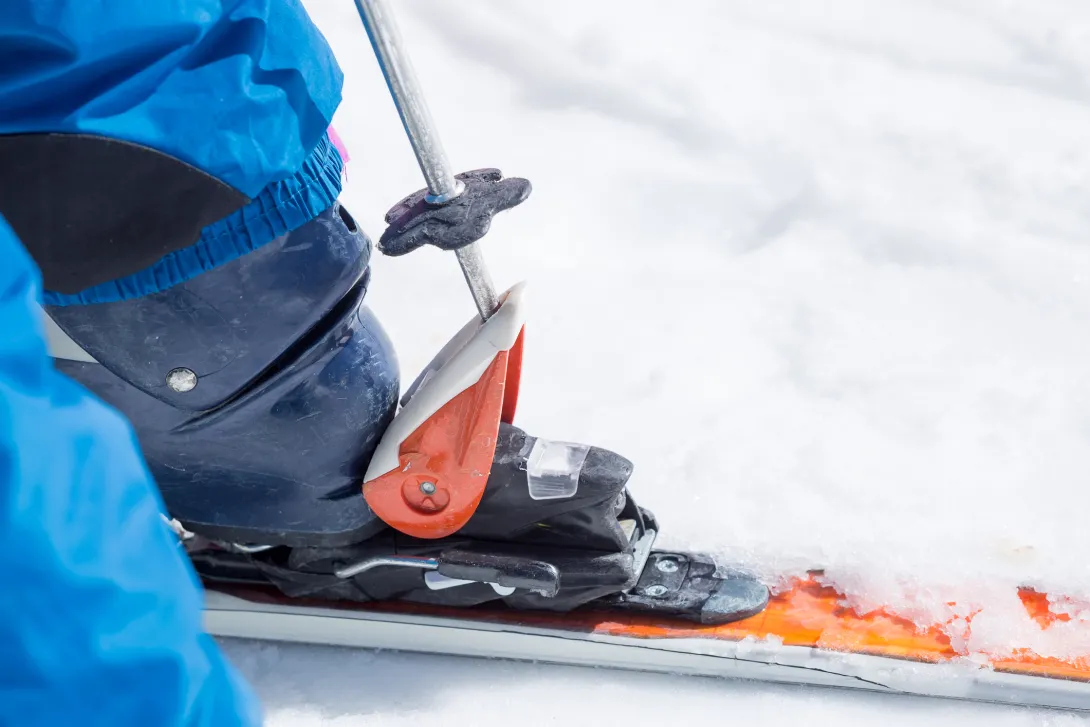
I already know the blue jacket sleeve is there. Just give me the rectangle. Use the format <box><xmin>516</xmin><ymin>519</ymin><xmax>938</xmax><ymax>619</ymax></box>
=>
<box><xmin>0</xmin><ymin>214</ymin><xmax>261</xmax><ymax>725</ymax></box>
<box><xmin>0</xmin><ymin>0</ymin><xmax>348</xmax><ymax>307</ymax></box>
<box><xmin>0</xmin><ymin>0</ymin><xmax>343</xmax><ymax>198</ymax></box>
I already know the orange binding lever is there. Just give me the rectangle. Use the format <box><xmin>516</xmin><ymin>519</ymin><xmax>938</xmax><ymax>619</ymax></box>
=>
<box><xmin>362</xmin><ymin>285</ymin><xmax>527</xmax><ymax>539</ymax></box>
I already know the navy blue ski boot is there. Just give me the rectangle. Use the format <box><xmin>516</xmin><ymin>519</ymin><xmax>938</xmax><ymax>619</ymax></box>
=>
<box><xmin>48</xmin><ymin>202</ymin><xmax>401</xmax><ymax>547</ymax></box>
<box><xmin>39</xmin><ymin>183</ymin><xmax>766</xmax><ymax>625</ymax></box>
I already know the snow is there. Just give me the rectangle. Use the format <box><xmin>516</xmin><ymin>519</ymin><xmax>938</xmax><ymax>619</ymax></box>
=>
<box><xmin>222</xmin><ymin>0</ymin><xmax>1090</xmax><ymax>723</ymax></box>
<box><xmin>221</xmin><ymin>639</ymin><xmax>1090</xmax><ymax>727</ymax></box>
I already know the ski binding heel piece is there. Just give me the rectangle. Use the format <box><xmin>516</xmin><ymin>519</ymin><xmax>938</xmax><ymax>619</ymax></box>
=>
<box><xmin>362</xmin><ymin>283</ymin><xmax>527</xmax><ymax>539</ymax></box>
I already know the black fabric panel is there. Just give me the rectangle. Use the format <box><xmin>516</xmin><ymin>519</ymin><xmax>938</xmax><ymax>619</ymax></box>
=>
<box><xmin>0</xmin><ymin>133</ymin><xmax>249</xmax><ymax>294</ymax></box>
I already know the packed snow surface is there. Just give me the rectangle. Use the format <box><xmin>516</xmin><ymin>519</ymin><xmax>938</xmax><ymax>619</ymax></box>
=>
<box><xmin>223</xmin><ymin>0</ymin><xmax>1090</xmax><ymax>723</ymax></box>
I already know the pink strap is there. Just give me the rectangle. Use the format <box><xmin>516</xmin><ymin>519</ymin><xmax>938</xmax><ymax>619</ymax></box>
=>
<box><xmin>328</xmin><ymin>126</ymin><xmax>351</xmax><ymax>166</ymax></box>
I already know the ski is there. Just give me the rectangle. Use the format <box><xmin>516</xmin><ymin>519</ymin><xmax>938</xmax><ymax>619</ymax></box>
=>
<box><xmin>202</xmin><ymin>577</ymin><xmax>1090</xmax><ymax>712</ymax></box>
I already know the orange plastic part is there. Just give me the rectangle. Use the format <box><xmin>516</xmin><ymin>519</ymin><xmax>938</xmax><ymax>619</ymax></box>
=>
<box><xmin>501</xmin><ymin>328</ymin><xmax>525</xmax><ymax>424</ymax></box>
<box><xmin>362</xmin><ymin>327</ymin><xmax>526</xmax><ymax>539</ymax></box>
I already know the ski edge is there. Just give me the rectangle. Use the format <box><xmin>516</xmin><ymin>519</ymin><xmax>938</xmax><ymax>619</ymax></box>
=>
<box><xmin>204</xmin><ymin>590</ymin><xmax>1090</xmax><ymax>712</ymax></box>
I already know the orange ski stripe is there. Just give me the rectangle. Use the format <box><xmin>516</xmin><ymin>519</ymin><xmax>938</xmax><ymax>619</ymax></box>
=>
<box><xmin>587</xmin><ymin>578</ymin><xmax>1090</xmax><ymax>680</ymax></box>
<box><xmin>592</xmin><ymin>578</ymin><xmax>956</xmax><ymax>663</ymax></box>
<box><xmin>373</xmin><ymin>577</ymin><xmax>1090</xmax><ymax>681</ymax></box>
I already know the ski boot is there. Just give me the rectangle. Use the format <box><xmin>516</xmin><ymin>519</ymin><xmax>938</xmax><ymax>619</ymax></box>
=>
<box><xmin>46</xmin><ymin>0</ymin><xmax>769</xmax><ymax>629</ymax></box>
<box><xmin>45</xmin><ymin>172</ymin><xmax>768</xmax><ymax>626</ymax></box>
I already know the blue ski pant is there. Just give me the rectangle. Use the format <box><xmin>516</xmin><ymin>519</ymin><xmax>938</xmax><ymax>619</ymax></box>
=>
<box><xmin>0</xmin><ymin>2</ymin><xmax>346</xmax><ymax>724</ymax></box>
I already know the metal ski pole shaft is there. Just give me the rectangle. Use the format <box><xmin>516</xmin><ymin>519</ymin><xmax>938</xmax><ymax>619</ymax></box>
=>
<box><xmin>355</xmin><ymin>0</ymin><xmax>500</xmax><ymax>321</ymax></box>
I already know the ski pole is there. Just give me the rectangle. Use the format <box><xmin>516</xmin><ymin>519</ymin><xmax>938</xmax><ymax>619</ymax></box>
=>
<box><xmin>354</xmin><ymin>0</ymin><xmax>500</xmax><ymax>321</ymax></box>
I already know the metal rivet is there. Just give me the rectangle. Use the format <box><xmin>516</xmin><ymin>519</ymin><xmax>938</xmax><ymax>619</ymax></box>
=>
<box><xmin>419</xmin><ymin>482</ymin><xmax>437</xmax><ymax>495</ymax></box>
<box><xmin>656</xmin><ymin>558</ymin><xmax>679</xmax><ymax>573</ymax></box>
<box><xmin>166</xmin><ymin>367</ymin><xmax>198</xmax><ymax>393</ymax></box>
<box><xmin>643</xmin><ymin>585</ymin><xmax>668</xmax><ymax>597</ymax></box>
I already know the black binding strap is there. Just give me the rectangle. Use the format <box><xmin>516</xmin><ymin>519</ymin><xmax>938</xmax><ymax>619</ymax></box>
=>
<box><xmin>0</xmin><ymin>133</ymin><xmax>249</xmax><ymax>295</ymax></box>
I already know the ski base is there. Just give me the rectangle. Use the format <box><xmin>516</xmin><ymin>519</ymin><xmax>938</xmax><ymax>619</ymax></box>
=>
<box><xmin>204</xmin><ymin>578</ymin><xmax>1090</xmax><ymax>712</ymax></box>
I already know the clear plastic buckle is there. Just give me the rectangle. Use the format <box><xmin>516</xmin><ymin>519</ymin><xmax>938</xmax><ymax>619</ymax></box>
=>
<box><xmin>526</xmin><ymin>439</ymin><xmax>590</xmax><ymax>500</ymax></box>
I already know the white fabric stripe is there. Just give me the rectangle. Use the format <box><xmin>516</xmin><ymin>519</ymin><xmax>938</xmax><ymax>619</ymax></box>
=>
<box><xmin>42</xmin><ymin>310</ymin><xmax>97</xmax><ymax>363</ymax></box>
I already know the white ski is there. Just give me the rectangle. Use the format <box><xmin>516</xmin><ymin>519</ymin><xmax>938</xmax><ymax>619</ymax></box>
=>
<box><xmin>204</xmin><ymin>589</ymin><xmax>1090</xmax><ymax>712</ymax></box>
